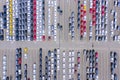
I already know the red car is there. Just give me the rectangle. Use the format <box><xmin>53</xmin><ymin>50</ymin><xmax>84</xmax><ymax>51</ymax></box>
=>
<box><xmin>95</xmin><ymin>52</ymin><xmax>98</xmax><ymax>58</ymax></box>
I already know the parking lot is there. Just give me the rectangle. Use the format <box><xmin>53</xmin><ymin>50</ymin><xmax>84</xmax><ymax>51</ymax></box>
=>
<box><xmin>0</xmin><ymin>0</ymin><xmax>120</xmax><ymax>41</ymax></box>
<box><xmin>0</xmin><ymin>0</ymin><xmax>120</xmax><ymax>80</ymax></box>
<box><xmin>0</xmin><ymin>48</ymin><xmax>120</xmax><ymax>80</ymax></box>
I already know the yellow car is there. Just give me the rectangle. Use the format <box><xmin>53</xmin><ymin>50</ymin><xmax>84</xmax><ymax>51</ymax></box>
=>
<box><xmin>24</xmin><ymin>47</ymin><xmax>28</xmax><ymax>53</ymax></box>
<box><xmin>9</xmin><ymin>31</ymin><xmax>13</xmax><ymax>35</ymax></box>
<box><xmin>83</xmin><ymin>5</ymin><xmax>86</xmax><ymax>11</ymax></box>
<box><xmin>9</xmin><ymin>9</ymin><xmax>13</xmax><ymax>13</ymax></box>
<box><xmin>9</xmin><ymin>0</ymin><xmax>12</xmax><ymax>1</ymax></box>
<box><xmin>24</xmin><ymin>48</ymin><xmax>28</xmax><ymax>59</ymax></box>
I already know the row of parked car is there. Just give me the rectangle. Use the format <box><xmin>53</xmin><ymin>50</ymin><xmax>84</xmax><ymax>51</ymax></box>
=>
<box><xmin>62</xmin><ymin>50</ymin><xmax>77</xmax><ymax>80</ymax></box>
<box><xmin>62</xmin><ymin>50</ymin><xmax>81</xmax><ymax>80</ymax></box>
<box><xmin>15</xmin><ymin>48</ymin><xmax>31</xmax><ymax>80</ymax></box>
<box><xmin>0</xmin><ymin>29</ymin><xmax>4</xmax><ymax>40</ymax></box>
<box><xmin>53</xmin><ymin>0</ymin><xmax>57</xmax><ymax>41</ymax></box>
<box><xmin>39</xmin><ymin>48</ymin><xmax>58</xmax><ymax>80</ymax></box>
<box><xmin>77</xmin><ymin>52</ymin><xmax>80</xmax><ymax>80</ymax></box>
<box><xmin>24</xmin><ymin>64</ymin><xmax>27</xmax><ymax>80</ymax></box>
<box><xmin>47</xmin><ymin>0</ymin><xmax>57</xmax><ymax>41</ymax></box>
<box><xmin>32</xmin><ymin>63</ymin><xmax>36</xmax><ymax>80</ymax></box>
<box><xmin>95</xmin><ymin>0</ymin><xmax>108</xmax><ymax>41</ymax></box>
<box><xmin>110</xmin><ymin>9</ymin><xmax>120</xmax><ymax>41</ymax></box>
<box><xmin>110</xmin><ymin>51</ymin><xmax>118</xmax><ymax>80</ymax></box>
<box><xmin>2</xmin><ymin>55</ymin><xmax>11</xmax><ymax>80</ymax></box>
<box><xmin>15</xmin><ymin>48</ymin><xmax>22</xmax><ymax>80</ymax></box>
<box><xmin>79</xmin><ymin>1</ymin><xmax>87</xmax><ymax>39</ymax></box>
<box><xmin>1</xmin><ymin>48</ymin><xmax>120</xmax><ymax>80</ymax></box>
<box><xmin>7</xmin><ymin>0</ymin><xmax>14</xmax><ymax>40</ymax></box>
<box><xmin>77</xmin><ymin>0</ymin><xmax>80</xmax><ymax>30</ymax></box>
<box><xmin>0</xmin><ymin>10</ymin><xmax>4</xmax><ymax>40</ymax></box>
<box><xmin>1</xmin><ymin>0</ymin><xmax>46</xmax><ymax>41</ymax></box>
<box><xmin>0</xmin><ymin>0</ymin><xmax>120</xmax><ymax>41</ymax></box>
<box><xmin>83</xmin><ymin>49</ymin><xmax>98</xmax><ymax>80</ymax></box>
<box><xmin>114</xmin><ymin>0</ymin><xmax>120</xmax><ymax>7</ymax></box>
<box><xmin>89</xmin><ymin>21</ymin><xmax>93</xmax><ymax>40</ymax></box>
<box><xmin>39</xmin><ymin>48</ymin><xmax>42</xmax><ymax>80</ymax></box>
<box><xmin>69</xmin><ymin>12</ymin><xmax>75</xmax><ymax>40</ymax></box>
<box><xmin>2</xmin><ymin>55</ymin><xmax>7</xmax><ymax>80</ymax></box>
<box><xmin>49</xmin><ymin>49</ymin><xmax>57</xmax><ymax>80</ymax></box>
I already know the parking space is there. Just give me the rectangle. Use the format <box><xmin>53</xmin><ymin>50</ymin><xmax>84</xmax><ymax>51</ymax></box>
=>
<box><xmin>0</xmin><ymin>48</ymin><xmax>119</xmax><ymax>80</ymax></box>
<box><xmin>0</xmin><ymin>0</ymin><xmax>119</xmax><ymax>42</ymax></box>
<box><xmin>0</xmin><ymin>0</ymin><xmax>120</xmax><ymax>80</ymax></box>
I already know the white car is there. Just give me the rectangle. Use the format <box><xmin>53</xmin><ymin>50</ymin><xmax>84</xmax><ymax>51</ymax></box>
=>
<box><xmin>69</xmin><ymin>69</ymin><xmax>71</xmax><ymax>73</ymax></box>
<box><xmin>90</xmin><ymin>2</ymin><xmax>93</xmax><ymax>8</ymax></box>
<box><xmin>63</xmin><ymin>75</ymin><xmax>66</xmax><ymax>80</ymax></box>
<box><xmin>114</xmin><ymin>1</ymin><xmax>118</xmax><ymax>6</ymax></box>
<box><xmin>83</xmin><ymin>16</ymin><xmax>87</xmax><ymax>21</ymax></box>
<box><xmin>24</xmin><ymin>53</ymin><xmax>27</xmax><ymax>59</ymax></box>
<box><xmin>3</xmin><ymin>66</ymin><xmax>6</xmax><ymax>71</ymax></box>
<box><xmin>71</xmin><ymin>57</ymin><xmax>74</xmax><ymax>62</ymax></box>
<box><xmin>95</xmin><ymin>75</ymin><xmax>99</xmax><ymax>80</ymax></box>
<box><xmin>86</xmin><ymin>67</ymin><xmax>89</xmax><ymax>73</ymax></box>
<box><xmin>69</xmin><ymin>58</ymin><xmax>72</xmax><ymax>62</ymax></box>
<box><xmin>111</xmin><ymin>73</ymin><xmax>114</xmax><ymax>80</ymax></box>
<box><xmin>3</xmin><ymin>61</ymin><xmax>7</xmax><ymax>66</ymax></box>
<box><xmin>3</xmin><ymin>55</ymin><xmax>7</xmax><ymax>61</ymax></box>
<box><xmin>105</xmin><ymin>30</ymin><xmax>107</xmax><ymax>35</ymax></box>
<box><xmin>2</xmin><ymin>75</ymin><xmax>6</xmax><ymax>80</ymax></box>
<box><xmin>101</xmin><ymin>30</ymin><xmax>105</xmax><ymax>35</ymax></box>
<box><xmin>62</xmin><ymin>51</ymin><xmax>66</xmax><ymax>57</ymax></box>
<box><xmin>83</xmin><ymin>1</ymin><xmax>87</xmax><ymax>5</ymax></box>
<box><xmin>33</xmin><ymin>75</ymin><xmax>36</xmax><ymax>80</ymax></box>
<box><xmin>3</xmin><ymin>71</ymin><xmax>6</xmax><ymax>76</ymax></box>
<box><xmin>71</xmin><ymin>50</ymin><xmax>74</xmax><ymax>56</ymax></box>
<box><xmin>110</xmin><ymin>31</ymin><xmax>114</xmax><ymax>36</ymax></box>
<box><xmin>57</xmin><ymin>48</ymin><xmax>60</xmax><ymax>53</ymax></box>
<box><xmin>54</xmin><ymin>35</ymin><xmax>57</xmax><ymax>41</ymax></box>
<box><xmin>63</xmin><ymin>63</ymin><xmax>66</xmax><ymax>69</ymax></box>
<box><xmin>51</xmin><ymin>52</ymin><xmax>54</xmax><ymax>58</ymax></box>
<box><xmin>57</xmin><ymin>54</ymin><xmax>60</xmax><ymax>59</ymax></box>
<box><xmin>33</xmin><ymin>63</ymin><xmax>36</xmax><ymax>70</ymax></box>
<box><xmin>111</xmin><ymin>20</ymin><xmax>113</xmax><ymax>26</ymax></box>
<box><xmin>51</xmin><ymin>58</ymin><xmax>54</xmax><ymax>63</ymax></box>
<box><xmin>99</xmin><ymin>30</ymin><xmax>102</xmax><ymax>34</ymax></box>
<box><xmin>63</xmin><ymin>69</ymin><xmax>66</xmax><ymax>74</ymax></box>
<box><xmin>18</xmin><ymin>70</ymin><xmax>21</xmax><ymax>75</ymax></box>
<box><xmin>69</xmin><ymin>74</ymin><xmax>72</xmax><ymax>79</ymax></box>
<box><xmin>69</xmin><ymin>51</ymin><xmax>72</xmax><ymax>57</ymax></box>
<box><xmin>69</xmin><ymin>64</ymin><xmax>71</xmax><ymax>68</ymax></box>
<box><xmin>89</xmin><ymin>32</ymin><xmax>92</xmax><ymax>36</ymax></box>
<box><xmin>110</xmin><ymin>57</ymin><xmax>114</xmax><ymax>63</ymax></box>
<box><xmin>33</xmin><ymin>69</ymin><xmax>36</xmax><ymax>75</ymax></box>
<box><xmin>63</xmin><ymin>58</ymin><xmax>66</xmax><ymax>63</ymax></box>
<box><xmin>84</xmin><ymin>31</ymin><xmax>87</xmax><ymax>37</ymax></box>
<box><xmin>77</xmin><ymin>52</ymin><xmax>80</xmax><ymax>57</ymax></box>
